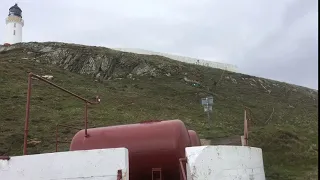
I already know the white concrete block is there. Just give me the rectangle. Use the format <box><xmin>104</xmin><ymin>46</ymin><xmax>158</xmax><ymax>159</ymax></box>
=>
<box><xmin>186</xmin><ymin>145</ymin><xmax>266</xmax><ymax>180</ymax></box>
<box><xmin>0</xmin><ymin>148</ymin><xmax>129</xmax><ymax>180</ymax></box>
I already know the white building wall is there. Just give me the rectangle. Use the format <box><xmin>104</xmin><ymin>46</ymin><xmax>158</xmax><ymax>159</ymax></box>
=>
<box><xmin>113</xmin><ymin>48</ymin><xmax>238</xmax><ymax>72</ymax></box>
<box><xmin>186</xmin><ymin>145</ymin><xmax>266</xmax><ymax>180</ymax></box>
<box><xmin>0</xmin><ymin>148</ymin><xmax>129</xmax><ymax>180</ymax></box>
<box><xmin>5</xmin><ymin>16</ymin><xmax>23</xmax><ymax>44</ymax></box>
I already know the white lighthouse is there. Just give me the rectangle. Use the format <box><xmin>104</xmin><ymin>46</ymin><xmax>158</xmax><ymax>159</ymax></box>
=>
<box><xmin>4</xmin><ymin>3</ymin><xmax>24</xmax><ymax>45</ymax></box>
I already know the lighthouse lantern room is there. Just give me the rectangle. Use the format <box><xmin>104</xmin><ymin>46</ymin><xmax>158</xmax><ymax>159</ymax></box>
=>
<box><xmin>4</xmin><ymin>3</ymin><xmax>24</xmax><ymax>45</ymax></box>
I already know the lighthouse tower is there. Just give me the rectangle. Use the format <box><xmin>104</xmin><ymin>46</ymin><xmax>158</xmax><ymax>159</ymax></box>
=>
<box><xmin>4</xmin><ymin>3</ymin><xmax>24</xmax><ymax>45</ymax></box>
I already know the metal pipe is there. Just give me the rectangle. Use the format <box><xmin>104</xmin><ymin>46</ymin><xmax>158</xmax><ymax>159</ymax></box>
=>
<box><xmin>23</xmin><ymin>73</ymin><xmax>32</xmax><ymax>155</ymax></box>
<box><xmin>55</xmin><ymin>124</ymin><xmax>83</xmax><ymax>152</ymax></box>
<box><xmin>23</xmin><ymin>72</ymin><xmax>100</xmax><ymax>155</ymax></box>
<box><xmin>57</xmin><ymin>141</ymin><xmax>72</xmax><ymax>143</ymax></box>
<box><xmin>179</xmin><ymin>158</ymin><xmax>187</xmax><ymax>180</ymax></box>
<box><xmin>57</xmin><ymin>124</ymin><xmax>82</xmax><ymax>130</ymax></box>
<box><xmin>30</xmin><ymin>74</ymin><xmax>99</xmax><ymax>105</ymax></box>
<box><xmin>0</xmin><ymin>156</ymin><xmax>10</xmax><ymax>160</ymax></box>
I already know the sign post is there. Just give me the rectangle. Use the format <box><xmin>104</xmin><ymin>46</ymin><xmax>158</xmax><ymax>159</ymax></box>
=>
<box><xmin>201</xmin><ymin>96</ymin><xmax>214</xmax><ymax>123</ymax></box>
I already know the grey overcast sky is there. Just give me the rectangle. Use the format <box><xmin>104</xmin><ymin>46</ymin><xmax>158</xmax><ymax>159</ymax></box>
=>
<box><xmin>0</xmin><ymin>0</ymin><xmax>318</xmax><ymax>89</ymax></box>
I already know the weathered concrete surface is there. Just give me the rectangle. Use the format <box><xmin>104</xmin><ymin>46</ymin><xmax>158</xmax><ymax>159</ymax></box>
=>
<box><xmin>186</xmin><ymin>145</ymin><xmax>266</xmax><ymax>180</ymax></box>
<box><xmin>0</xmin><ymin>148</ymin><xmax>129</xmax><ymax>180</ymax></box>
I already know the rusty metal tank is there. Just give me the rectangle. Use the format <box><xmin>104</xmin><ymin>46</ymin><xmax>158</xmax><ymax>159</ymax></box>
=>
<box><xmin>188</xmin><ymin>130</ymin><xmax>201</xmax><ymax>146</ymax></box>
<box><xmin>70</xmin><ymin>119</ymin><xmax>191</xmax><ymax>180</ymax></box>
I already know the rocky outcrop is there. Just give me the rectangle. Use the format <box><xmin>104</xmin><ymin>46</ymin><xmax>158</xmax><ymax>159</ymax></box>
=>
<box><xmin>0</xmin><ymin>42</ymin><xmax>186</xmax><ymax>81</ymax></box>
<box><xmin>0</xmin><ymin>42</ymin><xmax>317</xmax><ymax>98</ymax></box>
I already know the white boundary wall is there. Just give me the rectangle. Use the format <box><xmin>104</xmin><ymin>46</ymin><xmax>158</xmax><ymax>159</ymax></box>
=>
<box><xmin>0</xmin><ymin>148</ymin><xmax>129</xmax><ymax>180</ymax></box>
<box><xmin>113</xmin><ymin>48</ymin><xmax>238</xmax><ymax>72</ymax></box>
<box><xmin>186</xmin><ymin>145</ymin><xmax>266</xmax><ymax>180</ymax></box>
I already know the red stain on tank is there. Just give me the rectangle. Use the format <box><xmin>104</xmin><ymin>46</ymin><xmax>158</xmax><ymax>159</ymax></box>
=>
<box><xmin>70</xmin><ymin>119</ymin><xmax>192</xmax><ymax>180</ymax></box>
<box><xmin>188</xmin><ymin>130</ymin><xmax>201</xmax><ymax>146</ymax></box>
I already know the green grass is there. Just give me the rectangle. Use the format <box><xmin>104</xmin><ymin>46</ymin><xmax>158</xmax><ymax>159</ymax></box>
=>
<box><xmin>0</xmin><ymin>42</ymin><xmax>318</xmax><ymax>180</ymax></box>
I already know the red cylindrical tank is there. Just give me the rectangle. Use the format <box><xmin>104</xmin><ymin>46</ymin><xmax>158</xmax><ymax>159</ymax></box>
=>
<box><xmin>188</xmin><ymin>130</ymin><xmax>201</xmax><ymax>146</ymax></box>
<box><xmin>70</xmin><ymin>120</ymin><xmax>191</xmax><ymax>180</ymax></box>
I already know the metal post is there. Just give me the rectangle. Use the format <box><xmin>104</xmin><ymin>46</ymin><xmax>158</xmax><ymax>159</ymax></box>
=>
<box><xmin>84</xmin><ymin>103</ymin><xmax>88</xmax><ymax>137</ymax></box>
<box><xmin>201</xmin><ymin>96</ymin><xmax>213</xmax><ymax>124</ymax></box>
<box><xmin>206</xmin><ymin>101</ymin><xmax>210</xmax><ymax>123</ymax></box>
<box><xmin>23</xmin><ymin>73</ymin><xmax>32</xmax><ymax>155</ymax></box>
<box><xmin>244</xmin><ymin>109</ymin><xmax>248</xmax><ymax>146</ymax></box>
<box><xmin>55</xmin><ymin>125</ymin><xmax>58</xmax><ymax>152</ymax></box>
<box><xmin>179</xmin><ymin>158</ymin><xmax>187</xmax><ymax>180</ymax></box>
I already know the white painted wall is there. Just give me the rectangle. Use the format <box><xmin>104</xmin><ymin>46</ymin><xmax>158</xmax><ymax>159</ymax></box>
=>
<box><xmin>113</xmin><ymin>48</ymin><xmax>238</xmax><ymax>72</ymax></box>
<box><xmin>186</xmin><ymin>145</ymin><xmax>266</xmax><ymax>180</ymax></box>
<box><xmin>0</xmin><ymin>148</ymin><xmax>129</xmax><ymax>180</ymax></box>
<box><xmin>0</xmin><ymin>145</ymin><xmax>266</xmax><ymax>180</ymax></box>
<box><xmin>4</xmin><ymin>16</ymin><xmax>24</xmax><ymax>44</ymax></box>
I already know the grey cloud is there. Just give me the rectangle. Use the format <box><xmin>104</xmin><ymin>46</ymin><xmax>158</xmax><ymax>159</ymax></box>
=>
<box><xmin>0</xmin><ymin>0</ymin><xmax>318</xmax><ymax>89</ymax></box>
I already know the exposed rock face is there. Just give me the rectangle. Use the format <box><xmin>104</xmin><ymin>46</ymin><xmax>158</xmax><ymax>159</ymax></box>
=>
<box><xmin>0</xmin><ymin>42</ymin><xmax>186</xmax><ymax>81</ymax></box>
<box><xmin>0</xmin><ymin>42</ymin><xmax>317</xmax><ymax>98</ymax></box>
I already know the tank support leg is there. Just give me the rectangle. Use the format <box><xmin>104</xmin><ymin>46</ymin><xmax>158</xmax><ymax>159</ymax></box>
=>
<box><xmin>152</xmin><ymin>168</ymin><xmax>162</xmax><ymax>180</ymax></box>
<box><xmin>117</xmin><ymin>169</ymin><xmax>122</xmax><ymax>180</ymax></box>
<box><xmin>179</xmin><ymin>158</ymin><xmax>188</xmax><ymax>180</ymax></box>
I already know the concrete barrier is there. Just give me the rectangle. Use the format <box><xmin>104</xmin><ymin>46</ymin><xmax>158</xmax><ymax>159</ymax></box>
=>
<box><xmin>186</xmin><ymin>145</ymin><xmax>266</xmax><ymax>180</ymax></box>
<box><xmin>0</xmin><ymin>148</ymin><xmax>129</xmax><ymax>180</ymax></box>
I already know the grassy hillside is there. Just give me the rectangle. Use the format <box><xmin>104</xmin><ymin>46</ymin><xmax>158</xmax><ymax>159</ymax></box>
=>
<box><xmin>0</xmin><ymin>42</ymin><xmax>318</xmax><ymax>180</ymax></box>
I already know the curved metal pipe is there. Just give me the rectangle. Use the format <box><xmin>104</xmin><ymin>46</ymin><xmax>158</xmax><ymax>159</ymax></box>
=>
<box><xmin>23</xmin><ymin>72</ymin><xmax>100</xmax><ymax>155</ymax></box>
